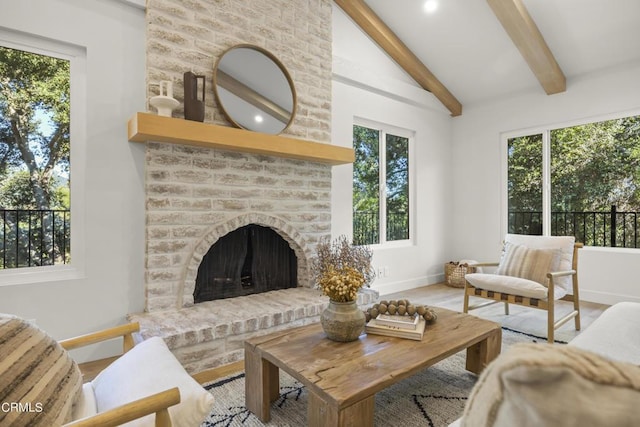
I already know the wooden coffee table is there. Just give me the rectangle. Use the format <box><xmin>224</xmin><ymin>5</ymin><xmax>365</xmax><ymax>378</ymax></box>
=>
<box><xmin>244</xmin><ymin>307</ymin><xmax>501</xmax><ymax>427</ymax></box>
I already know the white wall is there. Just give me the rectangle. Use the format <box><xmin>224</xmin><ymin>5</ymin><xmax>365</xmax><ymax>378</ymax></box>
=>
<box><xmin>451</xmin><ymin>61</ymin><xmax>640</xmax><ymax>304</ymax></box>
<box><xmin>332</xmin><ymin>6</ymin><xmax>453</xmax><ymax>296</ymax></box>
<box><xmin>0</xmin><ymin>0</ymin><xmax>146</xmax><ymax>360</ymax></box>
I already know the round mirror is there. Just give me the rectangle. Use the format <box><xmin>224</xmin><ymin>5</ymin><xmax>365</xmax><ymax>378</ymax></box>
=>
<box><xmin>213</xmin><ymin>45</ymin><xmax>297</xmax><ymax>134</ymax></box>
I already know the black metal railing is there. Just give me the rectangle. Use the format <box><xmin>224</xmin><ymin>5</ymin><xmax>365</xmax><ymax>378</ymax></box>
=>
<box><xmin>1</xmin><ymin>209</ymin><xmax>70</xmax><ymax>269</ymax></box>
<box><xmin>353</xmin><ymin>211</ymin><xmax>409</xmax><ymax>245</ymax></box>
<box><xmin>509</xmin><ymin>205</ymin><xmax>639</xmax><ymax>248</ymax></box>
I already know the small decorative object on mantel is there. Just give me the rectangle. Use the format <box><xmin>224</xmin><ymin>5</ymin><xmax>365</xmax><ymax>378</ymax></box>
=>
<box><xmin>444</xmin><ymin>261</ymin><xmax>477</xmax><ymax>288</ymax></box>
<box><xmin>312</xmin><ymin>236</ymin><xmax>375</xmax><ymax>342</ymax></box>
<box><xmin>149</xmin><ymin>81</ymin><xmax>179</xmax><ymax>117</ymax></box>
<box><xmin>183</xmin><ymin>71</ymin><xmax>205</xmax><ymax>122</ymax></box>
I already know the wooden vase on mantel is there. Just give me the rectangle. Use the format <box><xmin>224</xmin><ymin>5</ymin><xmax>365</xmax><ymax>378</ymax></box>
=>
<box><xmin>320</xmin><ymin>300</ymin><xmax>365</xmax><ymax>342</ymax></box>
<box><xmin>183</xmin><ymin>71</ymin><xmax>205</xmax><ymax>122</ymax></box>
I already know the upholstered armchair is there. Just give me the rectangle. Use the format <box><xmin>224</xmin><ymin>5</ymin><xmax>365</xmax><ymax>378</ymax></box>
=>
<box><xmin>0</xmin><ymin>314</ymin><xmax>215</xmax><ymax>426</ymax></box>
<box><xmin>463</xmin><ymin>234</ymin><xmax>583</xmax><ymax>343</ymax></box>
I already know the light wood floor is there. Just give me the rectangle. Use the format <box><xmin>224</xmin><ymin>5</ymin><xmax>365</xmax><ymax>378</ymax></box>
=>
<box><xmin>191</xmin><ymin>283</ymin><xmax>610</xmax><ymax>383</ymax></box>
<box><xmin>384</xmin><ymin>282</ymin><xmax>610</xmax><ymax>342</ymax></box>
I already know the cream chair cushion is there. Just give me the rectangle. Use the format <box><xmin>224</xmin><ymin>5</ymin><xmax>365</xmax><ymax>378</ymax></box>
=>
<box><xmin>465</xmin><ymin>273</ymin><xmax>567</xmax><ymax>300</ymax></box>
<box><xmin>91</xmin><ymin>336</ymin><xmax>215</xmax><ymax>427</ymax></box>
<box><xmin>0</xmin><ymin>314</ymin><xmax>83</xmax><ymax>426</ymax></box>
<box><xmin>462</xmin><ymin>343</ymin><xmax>640</xmax><ymax>427</ymax></box>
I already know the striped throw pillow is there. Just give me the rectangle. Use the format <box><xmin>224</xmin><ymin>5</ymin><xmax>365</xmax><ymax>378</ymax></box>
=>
<box><xmin>0</xmin><ymin>314</ymin><xmax>83</xmax><ymax>426</ymax></box>
<box><xmin>496</xmin><ymin>242</ymin><xmax>560</xmax><ymax>286</ymax></box>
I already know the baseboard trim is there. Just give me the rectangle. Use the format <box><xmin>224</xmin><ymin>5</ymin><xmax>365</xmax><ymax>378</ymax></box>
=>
<box><xmin>580</xmin><ymin>289</ymin><xmax>640</xmax><ymax>305</ymax></box>
<box><xmin>373</xmin><ymin>275</ymin><xmax>441</xmax><ymax>296</ymax></box>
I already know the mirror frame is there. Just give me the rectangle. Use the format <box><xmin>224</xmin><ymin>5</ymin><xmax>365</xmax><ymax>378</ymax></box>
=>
<box><xmin>213</xmin><ymin>44</ymin><xmax>297</xmax><ymax>134</ymax></box>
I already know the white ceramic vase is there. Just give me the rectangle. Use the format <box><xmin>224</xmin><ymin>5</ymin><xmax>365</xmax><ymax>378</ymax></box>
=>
<box><xmin>150</xmin><ymin>81</ymin><xmax>179</xmax><ymax>117</ymax></box>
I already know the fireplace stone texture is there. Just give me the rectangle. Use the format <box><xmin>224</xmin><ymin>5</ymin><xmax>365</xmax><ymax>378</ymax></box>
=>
<box><xmin>146</xmin><ymin>146</ymin><xmax>332</xmax><ymax>311</ymax></box>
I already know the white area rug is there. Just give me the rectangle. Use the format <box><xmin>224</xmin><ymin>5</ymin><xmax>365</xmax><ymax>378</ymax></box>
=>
<box><xmin>200</xmin><ymin>328</ymin><xmax>565</xmax><ymax>427</ymax></box>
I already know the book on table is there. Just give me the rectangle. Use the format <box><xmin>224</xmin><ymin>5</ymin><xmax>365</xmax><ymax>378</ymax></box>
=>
<box><xmin>365</xmin><ymin>317</ymin><xmax>426</xmax><ymax>341</ymax></box>
<box><xmin>374</xmin><ymin>313</ymin><xmax>419</xmax><ymax>330</ymax></box>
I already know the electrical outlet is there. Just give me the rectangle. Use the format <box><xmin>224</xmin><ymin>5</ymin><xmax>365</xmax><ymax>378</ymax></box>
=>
<box><xmin>377</xmin><ymin>267</ymin><xmax>384</xmax><ymax>278</ymax></box>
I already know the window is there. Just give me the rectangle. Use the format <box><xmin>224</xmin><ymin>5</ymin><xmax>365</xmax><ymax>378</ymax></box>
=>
<box><xmin>506</xmin><ymin>114</ymin><xmax>640</xmax><ymax>248</ymax></box>
<box><xmin>0</xmin><ymin>29</ymin><xmax>85</xmax><ymax>283</ymax></box>
<box><xmin>353</xmin><ymin>121</ymin><xmax>412</xmax><ymax>246</ymax></box>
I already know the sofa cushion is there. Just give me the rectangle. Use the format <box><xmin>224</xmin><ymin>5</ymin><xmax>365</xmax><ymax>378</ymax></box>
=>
<box><xmin>569</xmin><ymin>301</ymin><xmax>640</xmax><ymax>364</ymax></box>
<box><xmin>91</xmin><ymin>336</ymin><xmax>215</xmax><ymax>427</ymax></box>
<box><xmin>496</xmin><ymin>242</ymin><xmax>559</xmax><ymax>286</ymax></box>
<box><xmin>0</xmin><ymin>314</ymin><xmax>83</xmax><ymax>426</ymax></box>
<box><xmin>462</xmin><ymin>343</ymin><xmax>640</xmax><ymax>427</ymax></box>
<box><xmin>465</xmin><ymin>273</ymin><xmax>567</xmax><ymax>300</ymax></box>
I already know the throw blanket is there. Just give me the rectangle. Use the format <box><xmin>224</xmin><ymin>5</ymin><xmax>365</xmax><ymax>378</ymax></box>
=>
<box><xmin>463</xmin><ymin>342</ymin><xmax>640</xmax><ymax>427</ymax></box>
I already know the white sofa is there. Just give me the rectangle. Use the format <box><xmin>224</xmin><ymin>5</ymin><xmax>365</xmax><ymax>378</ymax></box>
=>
<box><xmin>451</xmin><ymin>302</ymin><xmax>640</xmax><ymax>427</ymax></box>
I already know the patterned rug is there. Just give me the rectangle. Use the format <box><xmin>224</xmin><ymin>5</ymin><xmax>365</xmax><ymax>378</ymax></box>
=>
<box><xmin>200</xmin><ymin>328</ymin><xmax>566</xmax><ymax>427</ymax></box>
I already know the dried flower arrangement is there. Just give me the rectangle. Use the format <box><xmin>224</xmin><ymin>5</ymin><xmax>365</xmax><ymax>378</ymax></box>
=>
<box><xmin>312</xmin><ymin>235</ymin><xmax>375</xmax><ymax>302</ymax></box>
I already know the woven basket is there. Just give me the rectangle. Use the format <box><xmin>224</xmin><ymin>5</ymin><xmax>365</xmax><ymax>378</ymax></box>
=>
<box><xmin>444</xmin><ymin>262</ymin><xmax>476</xmax><ymax>288</ymax></box>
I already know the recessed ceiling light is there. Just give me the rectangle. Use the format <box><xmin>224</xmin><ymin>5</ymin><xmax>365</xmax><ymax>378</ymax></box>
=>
<box><xmin>254</xmin><ymin>115</ymin><xmax>264</xmax><ymax>123</ymax></box>
<box><xmin>424</xmin><ymin>0</ymin><xmax>438</xmax><ymax>14</ymax></box>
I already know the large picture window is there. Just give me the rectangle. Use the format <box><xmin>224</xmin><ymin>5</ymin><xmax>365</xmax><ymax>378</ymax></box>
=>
<box><xmin>0</xmin><ymin>29</ymin><xmax>85</xmax><ymax>283</ymax></box>
<box><xmin>353</xmin><ymin>122</ymin><xmax>412</xmax><ymax>246</ymax></box>
<box><xmin>0</xmin><ymin>45</ymin><xmax>70</xmax><ymax>269</ymax></box>
<box><xmin>506</xmin><ymin>114</ymin><xmax>640</xmax><ymax>248</ymax></box>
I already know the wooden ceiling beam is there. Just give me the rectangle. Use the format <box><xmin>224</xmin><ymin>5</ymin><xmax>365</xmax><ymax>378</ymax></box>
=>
<box><xmin>334</xmin><ymin>0</ymin><xmax>462</xmax><ymax>116</ymax></box>
<box><xmin>487</xmin><ymin>0</ymin><xmax>566</xmax><ymax>94</ymax></box>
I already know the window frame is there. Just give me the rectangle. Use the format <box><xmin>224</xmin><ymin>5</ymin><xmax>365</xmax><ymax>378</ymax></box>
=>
<box><xmin>353</xmin><ymin>117</ymin><xmax>415</xmax><ymax>248</ymax></box>
<box><xmin>501</xmin><ymin>108</ymin><xmax>640</xmax><ymax>246</ymax></box>
<box><xmin>0</xmin><ymin>28</ymin><xmax>86</xmax><ymax>286</ymax></box>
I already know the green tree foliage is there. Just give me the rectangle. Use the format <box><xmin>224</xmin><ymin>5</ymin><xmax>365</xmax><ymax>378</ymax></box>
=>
<box><xmin>0</xmin><ymin>170</ymin><xmax>68</xmax><ymax>209</ymax></box>
<box><xmin>385</xmin><ymin>133</ymin><xmax>409</xmax><ymax>240</ymax></box>
<box><xmin>507</xmin><ymin>134</ymin><xmax>543</xmax><ymax>212</ymax></box>
<box><xmin>385</xmin><ymin>133</ymin><xmax>409</xmax><ymax>214</ymax></box>
<box><xmin>508</xmin><ymin>117</ymin><xmax>640</xmax><ymax>213</ymax></box>
<box><xmin>551</xmin><ymin>118</ymin><xmax>640</xmax><ymax>211</ymax></box>
<box><xmin>353</xmin><ymin>125</ymin><xmax>380</xmax><ymax>212</ymax></box>
<box><xmin>0</xmin><ymin>46</ymin><xmax>70</xmax><ymax>210</ymax></box>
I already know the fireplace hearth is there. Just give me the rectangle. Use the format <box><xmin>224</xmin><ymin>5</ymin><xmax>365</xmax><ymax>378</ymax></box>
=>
<box><xmin>193</xmin><ymin>224</ymin><xmax>297</xmax><ymax>303</ymax></box>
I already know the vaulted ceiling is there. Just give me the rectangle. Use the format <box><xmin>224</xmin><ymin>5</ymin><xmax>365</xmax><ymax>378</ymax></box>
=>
<box><xmin>336</xmin><ymin>0</ymin><xmax>640</xmax><ymax>116</ymax></box>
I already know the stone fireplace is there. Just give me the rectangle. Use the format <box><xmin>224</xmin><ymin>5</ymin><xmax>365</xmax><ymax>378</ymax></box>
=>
<box><xmin>127</xmin><ymin>0</ymin><xmax>378</xmax><ymax>373</ymax></box>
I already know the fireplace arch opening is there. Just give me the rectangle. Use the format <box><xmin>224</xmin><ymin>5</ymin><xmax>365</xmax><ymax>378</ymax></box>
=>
<box><xmin>193</xmin><ymin>224</ymin><xmax>298</xmax><ymax>303</ymax></box>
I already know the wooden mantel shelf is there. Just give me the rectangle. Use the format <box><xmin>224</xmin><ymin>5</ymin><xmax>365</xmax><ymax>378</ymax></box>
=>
<box><xmin>127</xmin><ymin>112</ymin><xmax>354</xmax><ymax>165</ymax></box>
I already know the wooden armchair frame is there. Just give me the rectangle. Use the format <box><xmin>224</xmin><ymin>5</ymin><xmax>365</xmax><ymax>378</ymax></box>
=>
<box><xmin>463</xmin><ymin>242</ymin><xmax>583</xmax><ymax>343</ymax></box>
<box><xmin>59</xmin><ymin>322</ymin><xmax>181</xmax><ymax>427</ymax></box>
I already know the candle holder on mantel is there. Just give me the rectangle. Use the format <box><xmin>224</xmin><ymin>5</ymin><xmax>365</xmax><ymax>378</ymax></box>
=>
<box><xmin>149</xmin><ymin>81</ymin><xmax>179</xmax><ymax>117</ymax></box>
